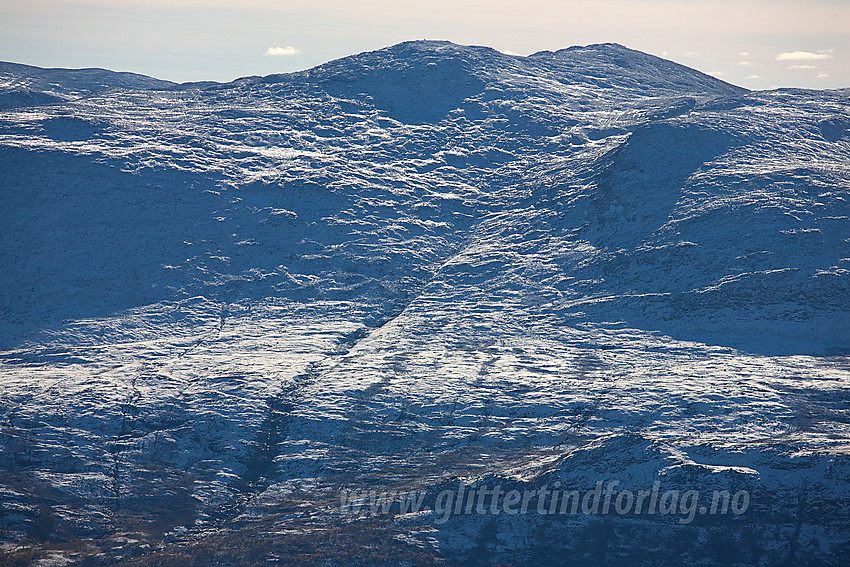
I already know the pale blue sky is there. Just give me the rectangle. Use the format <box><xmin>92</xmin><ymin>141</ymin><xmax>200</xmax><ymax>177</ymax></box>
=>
<box><xmin>1</xmin><ymin>0</ymin><xmax>847</xmax><ymax>89</ymax></box>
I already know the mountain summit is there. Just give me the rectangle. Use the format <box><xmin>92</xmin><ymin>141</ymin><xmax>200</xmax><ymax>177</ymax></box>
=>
<box><xmin>252</xmin><ymin>40</ymin><xmax>745</xmax><ymax>123</ymax></box>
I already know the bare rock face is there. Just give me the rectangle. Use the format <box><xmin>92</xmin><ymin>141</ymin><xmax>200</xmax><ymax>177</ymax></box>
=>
<box><xmin>0</xmin><ymin>41</ymin><xmax>848</xmax><ymax>566</ymax></box>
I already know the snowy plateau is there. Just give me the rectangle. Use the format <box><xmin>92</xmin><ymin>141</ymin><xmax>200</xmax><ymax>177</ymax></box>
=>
<box><xmin>0</xmin><ymin>40</ymin><xmax>849</xmax><ymax>566</ymax></box>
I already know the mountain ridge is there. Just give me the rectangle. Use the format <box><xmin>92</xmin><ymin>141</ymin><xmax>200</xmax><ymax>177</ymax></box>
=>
<box><xmin>0</xmin><ymin>60</ymin><xmax>176</xmax><ymax>109</ymax></box>
<box><xmin>0</xmin><ymin>39</ymin><xmax>746</xmax><ymax>109</ymax></box>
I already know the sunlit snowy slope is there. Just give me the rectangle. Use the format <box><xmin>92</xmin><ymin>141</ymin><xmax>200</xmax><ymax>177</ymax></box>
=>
<box><xmin>1</xmin><ymin>41</ymin><xmax>849</xmax><ymax>566</ymax></box>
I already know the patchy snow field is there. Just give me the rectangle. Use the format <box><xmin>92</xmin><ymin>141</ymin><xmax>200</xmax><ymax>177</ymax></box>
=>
<box><xmin>1</xmin><ymin>41</ymin><xmax>849</xmax><ymax>565</ymax></box>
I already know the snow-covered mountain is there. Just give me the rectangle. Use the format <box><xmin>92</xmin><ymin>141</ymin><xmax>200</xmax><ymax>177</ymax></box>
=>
<box><xmin>0</xmin><ymin>61</ymin><xmax>176</xmax><ymax>110</ymax></box>
<box><xmin>1</xmin><ymin>41</ymin><xmax>848</xmax><ymax>566</ymax></box>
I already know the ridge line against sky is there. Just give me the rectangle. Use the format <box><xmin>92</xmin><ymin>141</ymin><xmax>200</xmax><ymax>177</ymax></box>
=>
<box><xmin>0</xmin><ymin>0</ymin><xmax>847</xmax><ymax>89</ymax></box>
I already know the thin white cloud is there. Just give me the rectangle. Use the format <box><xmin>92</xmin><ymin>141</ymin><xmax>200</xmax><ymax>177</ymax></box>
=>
<box><xmin>776</xmin><ymin>50</ymin><xmax>832</xmax><ymax>61</ymax></box>
<box><xmin>788</xmin><ymin>64</ymin><xmax>816</xmax><ymax>69</ymax></box>
<box><xmin>266</xmin><ymin>46</ymin><xmax>301</xmax><ymax>56</ymax></box>
<box><xmin>818</xmin><ymin>73</ymin><xmax>830</xmax><ymax>79</ymax></box>
<box><xmin>736</xmin><ymin>60</ymin><xmax>754</xmax><ymax>67</ymax></box>
<box><xmin>738</xmin><ymin>51</ymin><xmax>749</xmax><ymax>57</ymax></box>
<box><xmin>747</xmin><ymin>74</ymin><xmax>764</xmax><ymax>79</ymax></box>
<box><xmin>707</xmin><ymin>70</ymin><xmax>725</xmax><ymax>77</ymax></box>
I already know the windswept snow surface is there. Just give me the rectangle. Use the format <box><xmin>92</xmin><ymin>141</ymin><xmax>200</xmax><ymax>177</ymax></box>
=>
<box><xmin>1</xmin><ymin>41</ymin><xmax>849</xmax><ymax>565</ymax></box>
